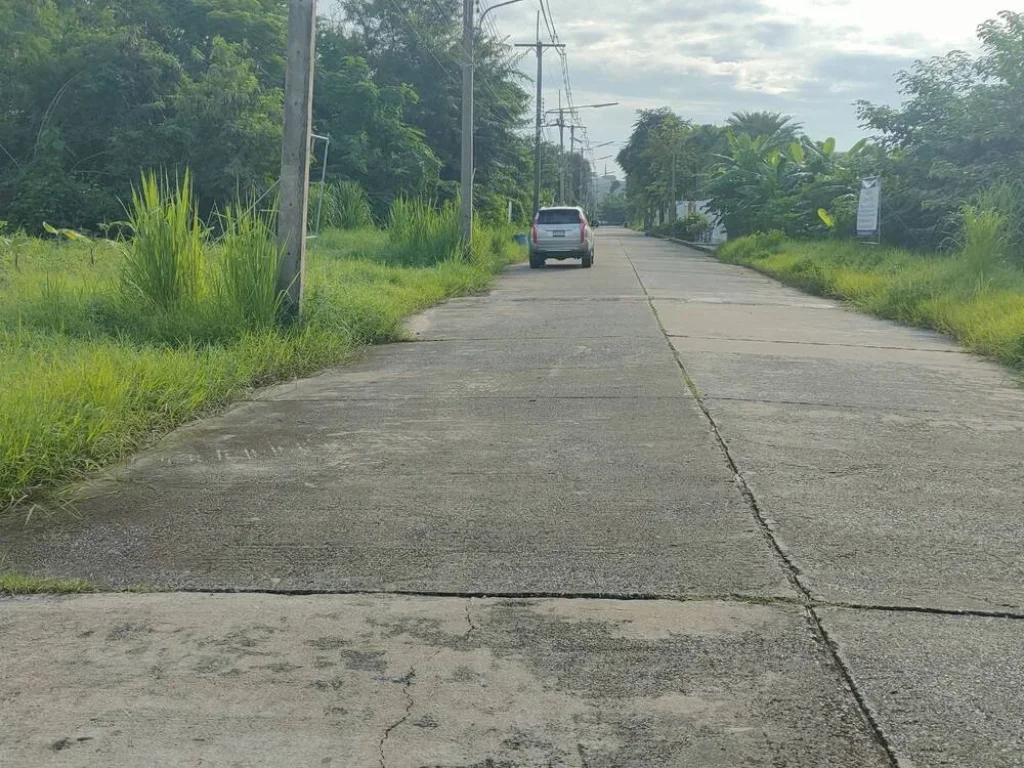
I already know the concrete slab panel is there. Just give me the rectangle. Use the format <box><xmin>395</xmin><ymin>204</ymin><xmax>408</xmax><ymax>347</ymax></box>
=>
<box><xmin>261</xmin><ymin>336</ymin><xmax>686</xmax><ymax>400</ymax></box>
<box><xmin>672</xmin><ymin>345</ymin><xmax>1024</xmax><ymax>416</ymax></box>
<box><xmin>411</xmin><ymin>297</ymin><xmax>663</xmax><ymax>342</ymax></box>
<box><xmin>656</xmin><ymin>301</ymin><xmax>960</xmax><ymax>351</ymax></box>
<box><xmin>0</xmin><ymin>594</ymin><xmax>890</xmax><ymax>768</ymax></box>
<box><xmin>819</xmin><ymin>608</ymin><xmax>1024</xmax><ymax>768</ymax></box>
<box><xmin>704</xmin><ymin>398</ymin><xmax>1024</xmax><ymax>612</ymax></box>
<box><xmin>3</xmin><ymin>396</ymin><xmax>792</xmax><ymax>598</ymax></box>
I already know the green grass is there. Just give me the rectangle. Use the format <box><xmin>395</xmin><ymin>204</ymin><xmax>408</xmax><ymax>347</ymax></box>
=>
<box><xmin>0</xmin><ymin>221</ymin><xmax>522</xmax><ymax>516</ymax></box>
<box><xmin>0</xmin><ymin>571</ymin><xmax>95</xmax><ymax>595</ymax></box>
<box><xmin>717</xmin><ymin>234</ymin><xmax>1024</xmax><ymax>369</ymax></box>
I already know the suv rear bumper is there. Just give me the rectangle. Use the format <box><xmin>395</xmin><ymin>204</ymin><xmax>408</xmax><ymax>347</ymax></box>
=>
<box><xmin>530</xmin><ymin>245</ymin><xmax>590</xmax><ymax>258</ymax></box>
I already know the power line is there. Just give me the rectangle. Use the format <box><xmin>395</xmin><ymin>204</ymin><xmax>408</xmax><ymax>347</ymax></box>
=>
<box><xmin>537</xmin><ymin>0</ymin><xmax>555</xmax><ymax>41</ymax></box>
<box><xmin>543</xmin><ymin>0</ymin><xmax>559</xmax><ymax>40</ymax></box>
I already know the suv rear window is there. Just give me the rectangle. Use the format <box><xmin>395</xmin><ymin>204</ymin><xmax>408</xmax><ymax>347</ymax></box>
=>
<box><xmin>537</xmin><ymin>209</ymin><xmax>581</xmax><ymax>225</ymax></box>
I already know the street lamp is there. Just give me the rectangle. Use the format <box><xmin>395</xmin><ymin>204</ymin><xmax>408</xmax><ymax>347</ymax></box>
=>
<box><xmin>479</xmin><ymin>0</ymin><xmax>525</xmax><ymax>27</ymax></box>
<box><xmin>545</xmin><ymin>103</ymin><xmax>620</xmax><ymax>114</ymax></box>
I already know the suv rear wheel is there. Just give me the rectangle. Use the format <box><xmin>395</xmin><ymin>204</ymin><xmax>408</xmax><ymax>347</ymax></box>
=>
<box><xmin>581</xmin><ymin>251</ymin><xmax>593</xmax><ymax>269</ymax></box>
<box><xmin>529</xmin><ymin>254</ymin><xmax>545</xmax><ymax>269</ymax></box>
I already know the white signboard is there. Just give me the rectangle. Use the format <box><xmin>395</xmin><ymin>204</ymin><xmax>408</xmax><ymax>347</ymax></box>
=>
<box><xmin>857</xmin><ymin>177</ymin><xmax>881</xmax><ymax>237</ymax></box>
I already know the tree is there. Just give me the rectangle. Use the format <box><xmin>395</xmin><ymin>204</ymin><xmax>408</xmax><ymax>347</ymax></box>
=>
<box><xmin>598</xmin><ymin>191</ymin><xmax>627</xmax><ymax>224</ymax></box>
<box><xmin>705</xmin><ymin>132</ymin><xmax>868</xmax><ymax>238</ymax></box>
<box><xmin>0</xmin><ymin>0</ymin><xmax>289</xmax><ymax>231</ymax></box>
<box><xmin>0</xmin><ymin>0</ymin><xmax>538</xmax><ymax>232</ymax></box>
<box><xmin>857</xmin><ymin>11</ymin><xmax>1024</xmax><ymax>247</ymax></box>
<box><xmin>154</xmin><ymin>37</ymin><xmax>283</xmax><ymax>212</ymax></box>
<box><xmin>617</xmin><ymin>108</ymin><xmax>685</xmax><ymax>226</ymax></box>
<box><xmin>336</xmin><ymin>0</ymin><xmax>531</xmax><ymax>211</ymax></box>
<box><xmin>314</xmin><ymin>28</ymin><xmax>441</xmax><ymax>213</ymax></box>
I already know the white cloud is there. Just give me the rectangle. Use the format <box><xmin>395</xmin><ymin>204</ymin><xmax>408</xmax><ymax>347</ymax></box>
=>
<box><xmin>486</xmin><ymin>0</ymin><xmax>1009</xmax><ymax>172</ymax></box>
<box><xmin>322</xmin><ymin>0</ymin><xmax>1010</xmax><ymax>174</ymax></box>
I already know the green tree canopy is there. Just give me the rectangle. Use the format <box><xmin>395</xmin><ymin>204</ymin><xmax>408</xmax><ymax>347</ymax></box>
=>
<box><xmin>857</xmin><ymin>11</ymin><xmax>1024</xmax><ymax>247</ymax></box>
<box><xmin>0</xmin><ymin>0</ymin><xmax>536</xmax><ymax>232</ymax></box>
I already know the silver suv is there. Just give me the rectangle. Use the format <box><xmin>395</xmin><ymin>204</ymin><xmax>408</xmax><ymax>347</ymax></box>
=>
<box><xmin>529</xmin><ymin>206</ymin><xmax>595</xmax><ymax>269</ymax></box>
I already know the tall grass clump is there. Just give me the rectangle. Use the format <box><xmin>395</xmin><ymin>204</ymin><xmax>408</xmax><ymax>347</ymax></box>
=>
<box><xmin>472</xmin><ymin>219</ymin><xmax>518</xmax><ymax>271</ymax></box>
<box><xmin>954</xmin><ymin>204</ymin><xmax>1008</xmax><ymax>285</ymax></box>
<box><xmin>214</xmin><ymin>203</ymin><xmax>286</xmax><ymax>329</ymax></box>
<box><xmin>121</xmin><ymin>171</ymin><xmax>205</xmax><ymax>310</ymax></box>
<box><xmin>312</xmin><ymin>180</ymin><xmax>374</xmax><ymax>231</ymax></box>
<box><xmin>976</xmin><ymin>180</ymin><xmax>1024</xmax><ymax>265</ymax></box>
<box><xmin>387</xmin><ymin>197</ymin><xmax>463</xmax><ymax>265</ymax></box>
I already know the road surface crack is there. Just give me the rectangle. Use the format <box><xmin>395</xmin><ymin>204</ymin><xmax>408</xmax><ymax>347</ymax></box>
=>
<box><xmin>379</xmin><ymin>667</ymin><xmax>416</xmax><ymax>768</ymax></box>
<box><xmin>464</xmin><ymin>599</ymin><xmax>478</xmax><ymax>641</ymax></box>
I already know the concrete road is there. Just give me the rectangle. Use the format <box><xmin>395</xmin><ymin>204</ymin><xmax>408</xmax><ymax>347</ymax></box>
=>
<box><xmin>2</xmin><ymin>229</ymin><xmax>1023</xmax><ymax>766</ymax></box>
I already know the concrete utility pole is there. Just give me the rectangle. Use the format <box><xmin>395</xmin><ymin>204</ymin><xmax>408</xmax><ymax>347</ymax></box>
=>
<box><xmin>671</xmin><ymin>153</ymin><xmax>677</xmax><ymax>222</ymax></box>
<box><xmin>516</xmin><ymin>20</ymin><xmax>563</xmax><ymax>218</ymax></box>
<box><xmin>541</xmin><ymin>100</ymin><xmax>571</xmax><ymax>205</ymax></box>
<box><xmin>277</xmin><ymin>0</ymin><xmax>317</xmax><ymax>320</ymax></box>
<box><xmin>557</xmin><ymin>93</ymin><xmax>566</xmax><ymax>204</ymax></box>
<box><xmin>533</xmin><ymin>33</ymin><xmax>544</xmax><ymax>216</ymax></box>
<box><xmin>460</xmin><ymin>0</ymin><xmax>474</xmax><ymax>249</ymax></box>
<box><xmin>570</xmin><ymin>126</ymin><xmax>584</xmax><ymax>206</ymax></box>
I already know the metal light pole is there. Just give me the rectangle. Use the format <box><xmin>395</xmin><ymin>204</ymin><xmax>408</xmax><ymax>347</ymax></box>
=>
<box><xmin>462</xmin><ymin>0</ymin><xmax>526</xmax><ymax>247</ymax></box>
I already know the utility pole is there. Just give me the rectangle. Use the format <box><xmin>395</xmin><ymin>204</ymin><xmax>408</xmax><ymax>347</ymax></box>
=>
<box><xmin>533</xmin><ymin>30</ymin><xmax>544</xmax><ymax>215</ymax></box>
<box><xmin>516</xmin><ymin>21</ymin><xmax>563</xmax><ymax>217</ymax></box>
<box><xmin>670</xmin><ymin>152</ymin><xmax>677</xmax><ymax>222</ymax></box>
<box><xmin>569</xmin><ymin>124</ymin><xmax>576</xmax><ymax>205</ymax></box>
<box><xmin>542</xmin><ymin>99</ymin><xmax>570</xmax><ymax>204</ymax></box>
<box><xmin>277</xmin><ymin>0</ymin><xmax>317</xmax><ymax>320</ymax></box>
<box><xmin>460</xmin><ymin>0</ymin><xmax>474</xmax><ymax>249</ymax></box>
<box><xmin>557</xmin><ymin>94</ymin><xmax>566</xmax><ymax>204</ymax></box>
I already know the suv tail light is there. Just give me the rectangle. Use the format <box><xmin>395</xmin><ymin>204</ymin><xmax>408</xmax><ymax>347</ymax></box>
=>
<box><xmin>580</xmin><ymin>219</ymin><xmax>586</xmax><ymax>243</ymax></box>
<box><xmin>531</xmin><ymin>223</ymin><xmax>539</xmax><ymax>244</ymax></box>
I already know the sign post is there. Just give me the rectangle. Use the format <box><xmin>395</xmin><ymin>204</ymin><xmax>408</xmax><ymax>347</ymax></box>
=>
<box><xmin>857</xmin><ymin>176</ymin><xmax>882</xmax><ymax>243</ymax></box>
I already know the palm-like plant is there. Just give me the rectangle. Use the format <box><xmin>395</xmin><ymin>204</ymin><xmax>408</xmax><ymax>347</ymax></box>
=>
<box><xmin>726</xmin><ymin>111</ymin><xmax>803</xmax><ymax>143</ymax></box>
<box><xmin>707</xmin><ymin>133</ymin><xmax>869</xmax><ymax>237</ymax></box>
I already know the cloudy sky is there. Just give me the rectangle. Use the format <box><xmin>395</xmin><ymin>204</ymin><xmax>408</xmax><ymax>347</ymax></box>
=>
<box><xmin>483</xmin><ymin>0</ymin><xmax>1008</xmax><ymax>174</ymax></box>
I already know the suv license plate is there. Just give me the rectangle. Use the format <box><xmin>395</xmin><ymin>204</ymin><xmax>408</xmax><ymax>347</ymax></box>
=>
<box><xmin>553</xmin><ymin>230</ymin><xmax>566</xmax><ymax>237</ymax></box>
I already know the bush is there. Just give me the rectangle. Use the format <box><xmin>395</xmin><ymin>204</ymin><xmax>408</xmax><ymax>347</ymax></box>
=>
<box><xmin>675</xmin><ymin>212</ymin><xmax>712</xmax><ymax>240</ymax></box>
